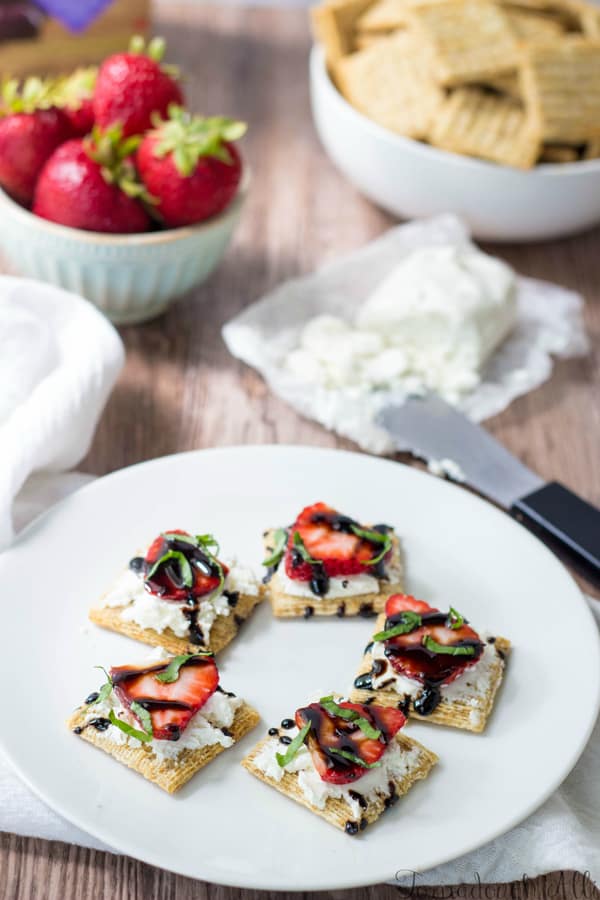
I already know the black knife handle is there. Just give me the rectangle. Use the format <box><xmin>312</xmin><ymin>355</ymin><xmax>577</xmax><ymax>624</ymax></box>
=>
<box><xmin>511</xmin><ymin>482</ymin><xmax>600</xmax><ymax>577</ymax></box>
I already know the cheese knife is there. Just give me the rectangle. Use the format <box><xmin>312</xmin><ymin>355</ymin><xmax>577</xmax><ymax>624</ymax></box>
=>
<box><xmin>378</xmin><ymin>395</ymin><xmax>600</xmax><ymax>582</ymax></box>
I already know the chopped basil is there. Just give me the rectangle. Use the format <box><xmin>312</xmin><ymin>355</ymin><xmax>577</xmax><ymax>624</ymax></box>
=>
<box><xmin>212</xmin><ymin>557</ymin><xmax>225</xmax><ymax>593</ymax></box>
<box><xmin>276</xmin><ymin>721</ymin><xmax>311</xmax><ymax>767</ymax></box>
<box><xmin>262</xmin><ymin>528</ymin><xmax>288</xmax><ymax>567</ymax></box>
<box><xmin>196</xmin><ymin>533</ymin><xmax>221</xmax><ymax>557</ymax></box>
<box><xmin>319</xmin><ymin>696</ymin><xmax>381</xmax><ymax>740</ymax></box>
<box><xmin>292</xmin><ymin>531</ymin><xmax>320</xmax><ymax>564</ymax></box>
<box><xmin>329</xmin><ymin>748</ymin><xmax>382</xmax><ymax>769</ymax></box>
<box><xmin>350</xmin><ymin>524</ymin><xmax>392</xmax><ymax>566</ymax></box>
<box><xmin>373</xmin><ymin>610</ymin><xmax>422</xmax><ymax>642</ymax></box>
<box><xmin>447</xmin><ymin>607</ymin><xmax>465</xmax><ymax>630</ymax></box>
<box><xmin>194</xmin><ymin>534</ymin><xmax>225</xmax><ymax>592</ymax></box>
<box><xmin>162</xmin><ymin>531</ymin><xmax>220</xmax><ymax>557</ymax></box>
<box><xmin>130</xmin><ymin>701</ymin><xmax>154</xmax><ymax>737</ymax></box>
<box><xmin>146</xmin><ymin>549</ymin><xmax>193</xmax><ymax>588</ymax></box>
<box><xmin>92</xmin><ymin>666</ymin><xmax>114</xmax><ymax>704</ymax></box>
<box><xmin>108</xmin><ymin>709</ymin><xmax>153</xmax><ymax>743</ymax></box>
<box><xmin>422</xmin><ymin>635</ymin><xmax>476</xmax><ymax>656</ymax></box>
<box><xmin>155</xmin><ymin>652</ymin><xmax>212</xmax><ymax>684</ymax></box>
<box><xmin>162</xmin><ymin>532</ymin><xmax>197</xmax><ymax>545</ymax></box>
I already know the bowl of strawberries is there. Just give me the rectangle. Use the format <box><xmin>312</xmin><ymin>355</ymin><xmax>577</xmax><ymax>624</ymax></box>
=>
<box><xmin>0</xmin><ymin>38</ymin><xmax>249</xmax><ymax>324</ymax></box>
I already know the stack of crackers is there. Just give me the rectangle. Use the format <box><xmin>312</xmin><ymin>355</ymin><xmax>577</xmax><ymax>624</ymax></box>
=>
<box><xmin>311</xmin><ymin>0</ymin><xmax>600</xmax><ymax>167</ymax></box>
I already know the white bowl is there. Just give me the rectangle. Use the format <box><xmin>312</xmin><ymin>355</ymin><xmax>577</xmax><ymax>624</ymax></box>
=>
<box><xmin>310</xmin><ymin>45</ymin><xmax>600</xmax><ymax>242</ymax></box>
<box><xmin>0</xmin><ymin>171</ymin><xmax>249</xmax><ymax>324</ymax></box>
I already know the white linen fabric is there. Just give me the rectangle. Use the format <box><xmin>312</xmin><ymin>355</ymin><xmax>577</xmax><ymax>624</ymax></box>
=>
<box><xmin>1</xmin><ymin>473</ymin><xmax>598</xmax><ymax>883</ymax></box>
<box><xmin>0</xmin><ymin>276</ymin><xmax>124</xmax><ymax>551</ymax></box>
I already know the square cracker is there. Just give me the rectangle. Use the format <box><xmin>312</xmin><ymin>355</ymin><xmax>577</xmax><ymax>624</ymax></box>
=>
<box><xmin>584</xmin><ymin>139</ymin><xmax>600</xmax><ymax>159</ymax></box>
<box><xmin>430</xmin><ymin>86</ymin><xmax>540</xmax><ymax>168</ymax></box>
<box><xmin>242</xmin><ymin>731</ymin><xmax>437</xmax><ymax>833</ymax></box>
<box><xmin>356</xmin><ymin>0</ymin><xmax>438</xmax><ymax>32</ymax></box>
<box><xmin>408</xmin><ymin>0</ymin><xmax>521</xmax><ymax>86</ymax></box>
<box><xmin>355</xmin><ymin>30</ymin><xmax>392</xmax><ymax>48</ymax></box>
<box><xmin>581</xmin><ymin>5</ymin><xmax>600</xmax><ymax>38</ymax></box>
<box><xmin>350</xmin><ymin>613</ymin><xmax>510</xmax><ymax>733</ymax></box>
<box><xmin>539</xmin><ymin>143</ymin><xmax>579</xmax><ymax>162</ymax></box>
<box><xmin>500</xmin><ymin>0</ymin><xmax>584</xmax><ymax>31</ymax></box>
<box><xmin>521</xmin><ymin>38</ymin><xmax>600</xmax><ymax>142</ymax></box>
<box><xmin>480</xmin><ymin>71</ymin><xmax>523</xmax><ymax>100</ymax></box>
<box><xmin>505</xmin><ymin>6</ymin><xmax>565</xmax><ymax>39</ymax></box>
<box><xmin>68</xmin><ymin>702</ymin><xmax>260</xmax><ymax>794</ymax></box>
<box><xmin>311</xmin><ymin>0</ymin><xmax>375</xmax><ymax>62</ymax></box>
<box><xmin>89</xmin><ymin>585</ymin><xmax>264</xmax><ymax>656</ymax></box>
<box><xmin>334</xmin><ymin>30</ymin><xmax>443</xmax><ymax>139</ymax></box>
<box><xmin>263</xmin><ymin>529</ymin><xmax>404</xmax><ymax>618</ymax></box>
<box><xmin>356</xmin><ymin>0</ymin><xmax>408</xmax><ymax>32</ymax></box>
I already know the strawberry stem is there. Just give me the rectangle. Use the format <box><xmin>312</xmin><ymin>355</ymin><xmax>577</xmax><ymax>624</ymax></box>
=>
<box><xmin>150</xmin><ymin>105</ymin><xmax>247</xmax><ymax>177</ymax></box>
<box><xmin>1</xmin><ymin>76</ymin><xmax>57</xmax><ymax>115</ymax></box>
<box><xmin>84</xmin><ymin>125</ymin><xmax>157</xmax><ymax>205</ymax></box>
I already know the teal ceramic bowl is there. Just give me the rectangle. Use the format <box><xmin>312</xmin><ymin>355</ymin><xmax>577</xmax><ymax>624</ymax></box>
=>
<box><xmin>0</xmin><ymin>172</ymin><xmax>249</xmax><ymax>324</ymax></box>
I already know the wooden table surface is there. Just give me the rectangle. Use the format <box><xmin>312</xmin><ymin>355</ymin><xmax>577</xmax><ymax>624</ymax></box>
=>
<box><xmin>2</xmin><ymin>3</ymin><xmax>599</xmax><ymax>898</ymax></box>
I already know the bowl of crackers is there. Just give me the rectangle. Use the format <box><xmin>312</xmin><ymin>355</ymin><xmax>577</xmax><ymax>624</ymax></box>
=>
<box><xmin>310</xmin><ymin>0</ymin><xmax>600</xmax><ymax>241</ymax></box>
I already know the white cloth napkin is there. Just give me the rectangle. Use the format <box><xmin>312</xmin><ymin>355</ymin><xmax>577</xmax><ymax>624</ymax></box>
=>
<box><xmin>1</xmin><ymin>474</ymin><xmax>598</xmax><ymax>882</ymax></box>
<box><xmin>223</xmin><ymin>215</ymin><xmax>589</xmax><ymax>455</ymax></box>
<box><xmin>0</xmin><ymin>276</ymin><xmax>124</xmax><ymax>551</ymax></box>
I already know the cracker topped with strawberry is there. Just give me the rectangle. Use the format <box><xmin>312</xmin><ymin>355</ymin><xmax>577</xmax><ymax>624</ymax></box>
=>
<box><xmin>351</xmin><ymin>594</ymin><xmax>511</xmax><ymax>733</ymax></box>
<box><xmin>68</xmin><ymin>648</ymin><xmax>259</xmax><ymax>793</ymax></box>
<box><xmin>242</xmin><ymin>695</ymin><xmax>437</xmax><ymax>833</ymax></box>
<box><xmin>262</xmin><ymin>502</ymin><xmax>404</xmax><ymax>618</ymax></box>
<box><xmin>89</xmin><ymin>528</ymin><xmax>264</xmax><ymax>656</ymax></box>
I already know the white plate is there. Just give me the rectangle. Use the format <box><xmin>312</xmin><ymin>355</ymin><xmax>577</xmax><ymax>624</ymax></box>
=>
<box><xmin>1</xmin><ymin>445</ymin><xmax>598</xmax><ymax>890</ymax></box>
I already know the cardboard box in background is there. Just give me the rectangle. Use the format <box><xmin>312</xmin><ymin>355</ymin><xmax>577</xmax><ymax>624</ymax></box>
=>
<box><xmin>0</xmin><ymin>0</ymin><xmax>150</xmax><ymax>78</ymax></box>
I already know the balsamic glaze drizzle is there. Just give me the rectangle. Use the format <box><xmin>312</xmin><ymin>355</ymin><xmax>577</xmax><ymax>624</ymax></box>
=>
<box><xmin>349</xmin><ymin>789</ymin><xmax>367</xmax><ymax>809</ymax></box>
<box><xmin>353</xmin><ymin>609</ymin><xmax>484</xmax><ymax>716</ymax></box>
<box><xmin>216</xmin><ymin>685</ymin><xmax>237</xmax><ymax>698</ymax></box>
<box><xmin>129</xmin><ymin>534</ymin><xmax>224</xmax><ymax>648</ymax></box>
<box><xmin>223</xmin><ymin>590</ymin><xmax>239</xmax><ymax>607</ymax></box>
<box><xmin>105</xmin><ymin>657</ymin><xmax>213</xmax><ymax>741</ymax></box>
<box><xmin>298</xmin><ymin>702</ymin><xmax>393</xmax><ymax>778</ymax></box>
<box><xmin>74</xmin><ymin>716</ymin><xmax>111</xmax><ymax>736</ymax></box>
<box><xmin>274</xmin><ymin>513</ymin><xmax>393</xmax><ymax>598</ymax></box>
<box><xmin>303</xmin><ymin>514</ymin><xmax>393</xmax><ymax>597</ymax></box>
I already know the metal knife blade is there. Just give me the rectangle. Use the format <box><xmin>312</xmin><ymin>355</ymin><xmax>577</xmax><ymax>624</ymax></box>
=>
<box><xmin>378</xmin><ymin>395</ymin><xmax>544</xmax><ymax>509</ymax></box>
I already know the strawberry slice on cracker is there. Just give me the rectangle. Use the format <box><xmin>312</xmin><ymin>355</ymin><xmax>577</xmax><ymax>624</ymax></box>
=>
<box><xmin>293</xmin><ymin>698</ymin><xmax>406</xmax><ymax>785</ymax></box>
<box><xmin>111</xmin><ymin>653</ymin><xmax>219</xmax><ymax>741</ymax></box>
<box><xmin>141</xmin><ymin>529</ymin><xmax>228</xmax><ymax>602</ymax></box>
<box><xmin>285</xmin><ymin>502</ymin><xmax>392</xmax><ymax>581</ymax></box>
<box><xmin>377</xmin><ymin>594</ymin><xmax>484</xmax><ymax>687</ymax></box>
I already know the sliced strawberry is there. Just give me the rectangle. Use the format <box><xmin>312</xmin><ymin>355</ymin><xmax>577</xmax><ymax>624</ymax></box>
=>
<box><xmin>382</xmin><ymin>594</ymin><xmax>483</xmax><ymax>686</ymax></box>
<box><xmin>386</xmin><ymin>594</ymin><xmax>434</xmax><ymax>618</ymax></box>
<box><xmin>111</xmin><ymin>655</ymin><xmax>219</xmax><ymax>741</ymax></box>
<box><xmin>285</xmin><ymin>502</ymin><xmax>391</xmax><ymax>581</ymax></box>
<box><xmin>142</xmin><ymin>529</ymin><xmax>228</xmax><ymax>602</ymax></box>
<box><xmin>295</xmin><ymin>700</ymin><xmax>406</xmax><ymax>785</ymax></box>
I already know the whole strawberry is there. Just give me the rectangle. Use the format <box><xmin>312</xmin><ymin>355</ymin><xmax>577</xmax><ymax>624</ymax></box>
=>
<box><xmin>54</xmin><ymin>67</ymin><xmax>97</xmax><ymax>137</ymax></box>
<box><xmin>93</xmin><ymin>36</ymin><xmax>183</xmax><ymax>138</ymax></box>
<box><xmin>33</xmin><ymin>127</ymin><xmax>151</xmax><ymax>234</ymax></box>
<box><xmin>0</xmin><ymin>77</ymin><xmax>72</xmax><ymax>206</ymax></box>
<box><xmin>136</xmin><ymin>106</ymin><xmax>246</xmax><ymax>227</ymax></box>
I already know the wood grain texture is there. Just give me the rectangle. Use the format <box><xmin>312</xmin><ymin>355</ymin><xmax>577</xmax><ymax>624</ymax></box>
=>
<box><xmin>1</xmin><ymin>2</ymin><xmax>599</xmax><ymax>897</ymax></box>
